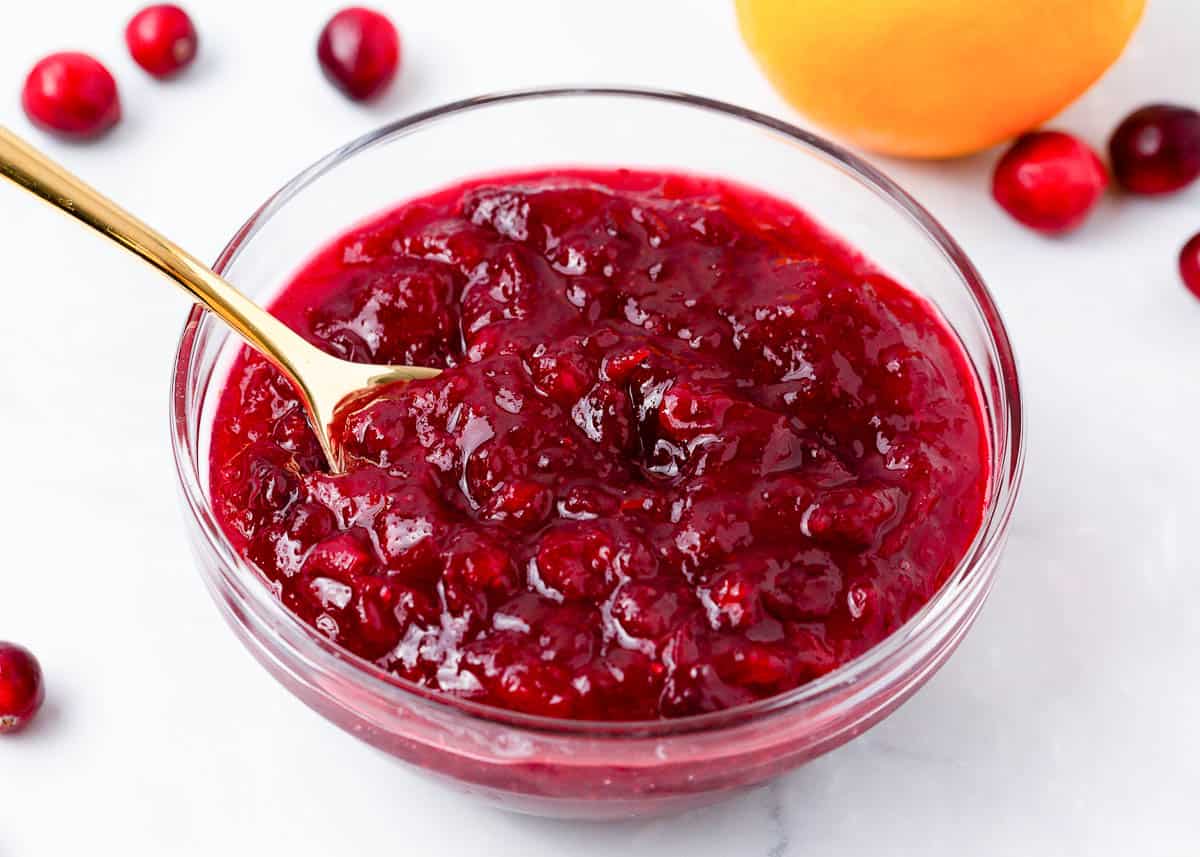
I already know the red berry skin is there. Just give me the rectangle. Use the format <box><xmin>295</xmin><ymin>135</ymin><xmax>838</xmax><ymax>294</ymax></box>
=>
<box><xmin>126</xmin><ymin>5</ymin><xmax>198</xmax><ymax>79</ymax></box>
<box><xmin>992</xmin><ymin>131</ymin><xmax>1109</xmax><ymax>235</ymax></box>
<box><xmin>1180</xmin><ymin>233</ymin><xmax>1200</xmax><ymax>301</ymax></box>
<box><xmin>0</xmin><ymin>643</ymin><xmax>44</xmax><ymax>734</ymax></box>
<box><xmin>317</xmin><ymin>7</ymin><xmax>400</xmax><ymax>102</ymax></box>
<box><xmin>21</xmin><ymin>53</ymin><xmax>121</xmax><ymax>140</ymax></box>
<box><xmin>1109</xmin><ymin>105</ymin><xmax>1200</xmax><ymax>195</ymax></box>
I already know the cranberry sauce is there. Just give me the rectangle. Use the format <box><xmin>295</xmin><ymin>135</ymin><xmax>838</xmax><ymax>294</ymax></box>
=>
<box><xmin>210</xmin><ymin>169</ymin><xmax>988</xmax><ymax>720</ymax></box>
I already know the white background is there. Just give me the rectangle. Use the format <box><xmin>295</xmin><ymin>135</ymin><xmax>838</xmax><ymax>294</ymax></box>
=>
<box><xmin>2</xmin><ymin>1</ymin><xmax>1198</xmax><ymax>854</ymax></box>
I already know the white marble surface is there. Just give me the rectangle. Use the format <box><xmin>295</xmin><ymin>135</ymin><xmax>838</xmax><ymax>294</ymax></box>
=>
<box><xmin>2</xmin><ymin>1</ymin><xmax>1198</xmax><ymax>854</ymax></box>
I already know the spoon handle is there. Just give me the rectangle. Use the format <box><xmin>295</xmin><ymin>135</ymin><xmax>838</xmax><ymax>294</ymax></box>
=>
<box><xmin>0</xmin><ymin>125</ymin><xmax>329</xmax><ymax>391</ymax></box>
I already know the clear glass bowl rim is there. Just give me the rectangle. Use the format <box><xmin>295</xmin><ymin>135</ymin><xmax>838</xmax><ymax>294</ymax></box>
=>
<box><xmin>170</xmin><ymin>85</ymin><xmax>1024</xmax><ymax>739</ymax></box>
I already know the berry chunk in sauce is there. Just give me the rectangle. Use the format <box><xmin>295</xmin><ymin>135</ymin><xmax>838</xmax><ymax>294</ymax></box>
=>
<box><xmin>210</xmin><ymin>169</ymin><xmax>987</xmax><ymax>720</ymax></box>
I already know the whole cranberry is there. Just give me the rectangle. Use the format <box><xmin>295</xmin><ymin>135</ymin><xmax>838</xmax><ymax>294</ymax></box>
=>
<box><xmin>317</xmin><ymin>7</ymin><xmax>400</xmax><ymax>102</ymax></box>
<box><xmin>1109</xmin><ymin>105</ymin><xmax>1200</xmax><ymax>195</ymax></box>
<box><xmin>0</xmin><ymin>642</ymin><xmax>44</xmax><ymax>734</ymax></box>
<box><xmin>1180</xmin><ymin>232</ymin><xmax>1200</xmax><ymax>301</ymax></box>
<box><xmin>992</xmin><ymin>131</ymin><xmax>1108</xmax><ymax>235</ymax></box>
<box><xmin>126</xmin><ymin>4</ymin><xmax>198</xmax><ymax>78</ymax></box>
<box><xmin>21</xmin><ymin>53</ymin><xmax>121</xmax><ymax>140</ymax></box>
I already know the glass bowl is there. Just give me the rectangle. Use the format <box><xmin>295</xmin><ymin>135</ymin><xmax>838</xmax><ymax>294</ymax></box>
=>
<box><xmin>170</xmin><ymin>87</ymin><xmax>1023</xmax><ymax>820</ymax></box>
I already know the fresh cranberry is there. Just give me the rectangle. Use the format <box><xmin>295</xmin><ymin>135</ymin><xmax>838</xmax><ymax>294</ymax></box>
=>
<box><xmin>992</xmin><ymin>131</ymin><xmax>1108</xmax><ymax>234</ymax></box>
<box><xmin>1180</xmin><ymin>232</ymin><xmax>1200</xmax><ymax>301</ymax></box>
<box><xmin>125</xmin><ymin>5</ymin><xmax>198</xmax><ymax>78</ymax></box>
<box><xmin>1109</xmin><ymin>105</ymin><xmax>1200</xmax><ymax>195</ymax></box>
<box><xmin>317</xmin><ymin>7</ymin><xmax>400</xmax><ymax>101</ymax></box>
<box><xmin>0</xmin><ymin>643</ymin><xmax>44</xmax><ymax>734</ymax></box>
<box><xmin>21</xmin><ymin>53</ymin><xmax>120</xmax><ymax>140</ymax></box>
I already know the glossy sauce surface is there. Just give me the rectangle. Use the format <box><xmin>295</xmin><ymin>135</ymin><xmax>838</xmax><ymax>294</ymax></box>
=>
<box><xmin>210</xmin><ymin>169</ymin><xmax>988</xmax><ymax>720</ymax></box>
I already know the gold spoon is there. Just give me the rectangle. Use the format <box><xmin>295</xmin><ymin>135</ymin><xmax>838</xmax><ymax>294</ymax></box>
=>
<box><xmin>0</xmin><ymin>126</ymin><xmax>442</xmax><ymax>472</ymax></box>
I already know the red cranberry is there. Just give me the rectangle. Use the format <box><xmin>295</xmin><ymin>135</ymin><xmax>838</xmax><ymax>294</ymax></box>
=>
<box><xmin>126</xmin><ymin>5</ymin><xmax>198</xmax><ymax>78</ymax></box>
<box><xmin>762</xmin><ymin>563</ymin><xmax>842</xmax><ymax>621</ymax></box>
<box><xmin>303</xmin><ymin>531</ymin><xmax>374</xmax><ymax>577</ymax></box>
<box><xmin>602</xmin><ymin>348</ymin><xmax>650</xmax><ymax>386</ymax></box>
<box><xmin>246</xmin><ymin>457</ymin><xmax>299</xmax><ymax>518</ymax></box>
<box><xmin>701</xmin><ymin>569</ymin><xmax>761</xmax><ymax>631</ymax></box>
<box><xmin>285</xmin><ymin>502</ymin><xmax>336</xmax><ymax>547</ymax></box>
<box><xmin>317</xmin><ymin>7</ymin><xmax>400</xmax><ymax>101</ymax></box>
<box><xmin>535</xmin><ymin>605</ymin><xmax>600</xmax><ymax>668</ymax></box>
<box><xmin>389</xmin><ymin>583</ymin><xmax>439</xmax><ymax>628</ymax></box>
<box><xmin>992</xmin><ymin>131</ymin><xmax>1108</xmax><ymax>234</ymax></box>
<box><xmin>571</xmin><ymin>382</ymin><xmax>634</xmax><ymax>452</ymax></box>
<box><xmin>658</xmin><ymin>383</ymin><xmax>740</xmax><ymax>444</ymax></box>
<box><xmin>0</xmin><ymin>643</ymin><xmax>44</xmax><ymax>734</ymax></box>
<box><xmin>749</xmin><ymin>475</ymin><xmax>814</xmax><ymax>540</ymax></box>
<box><xmin>804</xmin><ymin>486</ymin><xmax>899</xmax><ymax>550</ymax></box>
<box><xmin>535</xmin><ymin>525</ymin><xmax>614</xmax><ymax>601</ymax></box>
<box><xmin>714</xmin><ymin>641</ymin><xmax>791</xmax><ymax>690</ymax></box>
<box><xmin>445</xmin><ymin>534</ymin><xmax>519</xmax><ymax>601</ymax></box>
<box><xmin>1109</xmin><ymin>105</ymin><xmax>1200</xmax><ymax>195</ymax></box>
<box><xmin>495</xmin><ymin>659</ymin><xmax>576</xmax><ymax>718</ymax></box>
<box><xmin>372</xmin><ymin>499</ymin><xmax>441</xmax><ymax>577</ymax></box>
<box><xmin>611</xmin><ymin>581</ymin><xmax>691</xmax><ymax>639</ymax></box>
<box><xmin>21</xmin><ymin>53</ymin><xmax>120</xmax><ymax>140</ymax></box>
<box><xmin>483</xmin><ymin>479</ymin><xmax>553</xmax><ymax>530</ymax></box>
<box><xmin>349</xmin><ymin>579</ymin><xmax>404</xmax><ymax>655</ymax></box>
<box><xmin>1180</xmin><ymin>232</ymin><xmax>1200</xmax><ymax>301</ymax></box>
<box><xmin>559</xmin><ymin>484</ymin><xmax>618</xmax><ymax>519</ymax></box>
<box><xmin>339</xmin><ymin>396</ymin><xmax>410</xmax><ymax>465</ymax></box>
<box><xmin>528</xmin><ymin>347</ymin><xmax>591</xmax><ymax>404</ymax></box>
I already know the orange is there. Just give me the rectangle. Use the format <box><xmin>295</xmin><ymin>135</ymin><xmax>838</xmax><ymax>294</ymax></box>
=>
<box><xmin>735</xmin><ymin>0</ymin><xmax>1145</xmax><ymax>158</ymax></box>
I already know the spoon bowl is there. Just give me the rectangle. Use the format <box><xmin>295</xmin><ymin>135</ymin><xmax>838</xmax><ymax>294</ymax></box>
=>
<box><xmin>0</xmin><ymin>126</ymin><xmax>441</xmax><ymax>471</ymax></box>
